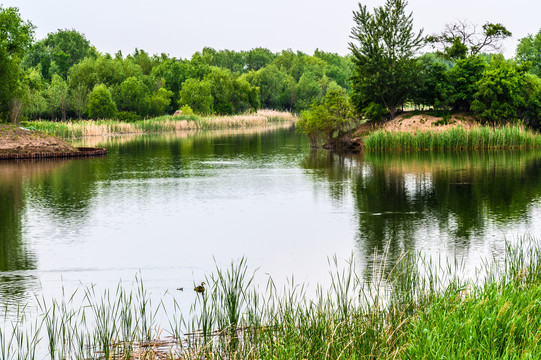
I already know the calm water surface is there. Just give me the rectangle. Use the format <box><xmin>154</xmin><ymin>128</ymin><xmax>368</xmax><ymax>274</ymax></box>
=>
<box><xmin>1</xmin><ymin>126</ymin><xmax>541</xmax><ymax>315</ymax></box>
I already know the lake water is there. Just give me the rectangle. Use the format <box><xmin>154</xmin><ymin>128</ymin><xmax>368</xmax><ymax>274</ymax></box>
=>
<box><xmin>1</xmin><ymin>125</ymin><xmax>541</xmax><ymax>317</ymax></box>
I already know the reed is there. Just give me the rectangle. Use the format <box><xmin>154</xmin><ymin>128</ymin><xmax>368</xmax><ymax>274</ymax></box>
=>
<box><xmin>363</xmin><ymin>125</ymin><xmax>541</xmax><ymax>151</ymax></box>
<box><xmin>2</xmin><ymin>237</ymin><xmax>541</xmax><ymax>359</ymax></box>
<box><xmin>23</xmin><ymin>110</ymin><xmax>296</xmax><ymax>139</ymax></box>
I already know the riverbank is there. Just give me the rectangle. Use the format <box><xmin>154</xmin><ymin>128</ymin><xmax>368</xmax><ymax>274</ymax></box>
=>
<box><xmin>0</xmin><ymin>124</ymin><xmax>107</xmax><ymax>160</ymax></box>
<box><xmin>23</xmin><ymin>110</ymin><xmax>296</xmax><ymax>138</ymax></box>
<box><xmin>3</xmin><ymin>239</ymin><xmax>541</xmax><ymax>359</ymax></box>
<box><xmin>341</xmin><ymin>112</ymin><xmax>541</xmax><ymax>151</ymax></box>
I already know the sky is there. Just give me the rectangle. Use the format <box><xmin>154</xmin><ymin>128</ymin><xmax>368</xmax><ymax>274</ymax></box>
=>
<box><xmin>4</xmin><ymin>0</ymin><xmax>541</xmax><ymax>59</ymax></box>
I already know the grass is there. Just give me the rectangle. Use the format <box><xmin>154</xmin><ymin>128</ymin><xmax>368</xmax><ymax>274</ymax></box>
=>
<box><xmin>363</xmin><ymin>125</ymin><xmax>541</xmax><ymax>151</ymax></box>
<box><xmin>21</xmin><ymin>110</ymin><xmax>296</xmax><ymax>139</ymax></box>
<box><xmin>2</xmin><ymin>238</ymin><xmax>541</xmax><ymax>359</ymax></box>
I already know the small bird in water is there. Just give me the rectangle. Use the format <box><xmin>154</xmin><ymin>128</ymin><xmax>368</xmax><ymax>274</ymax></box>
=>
<box><xmin>194</xmin><ymin>282</ymin><xmax>206</xmax><ymax>293</ymax></box>
<box><xmin>176</xmin><ymin>287</ymin><xmax>183</xmax><ymax>291</ymax></box>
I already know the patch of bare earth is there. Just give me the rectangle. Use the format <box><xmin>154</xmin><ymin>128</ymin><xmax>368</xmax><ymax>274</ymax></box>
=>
<box><xmin>353</xmin><ymin>113</ymin><xmax>479</xmax><ymax>137</ymax></box>
<box><xmin>0</xmin><ymin>124</ymin><xmax>77</xmax><ymax>155</ymax></box>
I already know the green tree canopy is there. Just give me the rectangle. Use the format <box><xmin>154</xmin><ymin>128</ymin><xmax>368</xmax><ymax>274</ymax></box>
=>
<box><xmin>297</xmin><ymin>89</ymin><xmax>356</xmax><ymax>147</ymax></box>
<box><xmin>87</xmin><ymin>84</ymin><xmax>116</xmax><ymax>119</ymax></box>
<box><xmin>349</xmin><ymin>0</ymin><xmax>424</xmax><ymax>119</ymax></box>
<box><xmin>0</xmin><ymin>5</ymin><xmax>34</xmax><ymax>121</ymax></box>
<box><xmin>178</xmin><ymin>78</ymin><xmax>214</xmax><ymax>114</ymax></box>
<box><xmin>516</xmin><ymin>29</ymin><xmax>541</xmax><ymax>77</ymax></box>
<box><xmin>471</xmin><ymin>55</ymin><xmax>530</xmax><ymax>123</ymax></box>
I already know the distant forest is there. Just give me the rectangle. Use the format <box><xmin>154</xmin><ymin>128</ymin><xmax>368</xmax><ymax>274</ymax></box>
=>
<box><xmin>1</xmin><ymin>16</ymin><xmax>353</xmax><ymax>122</ymax></box>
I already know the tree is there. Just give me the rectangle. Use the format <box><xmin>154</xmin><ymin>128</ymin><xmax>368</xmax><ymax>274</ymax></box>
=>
<box><xmin>448</xmin><ymin>55</ymin><xmax>486</xmax><ymax>111</ymax></box>
<box><xmin>296</xmin><ymin>71</ymin><xmax>321</xmax><ymax>111</ymax></box>
<box><xmin>149</xmin><ymin>87</ymin><xmax>173</xmax><ymax>116</ymax></box>
<box><xmin>413</xmin><ymin>54</ymin><xmax>455</xmax><ymax>110</ymax></box>
<box><xmin>349</xmin><ymin>0</ymin><xmax>424</xmax><ymax>119</ymax></box>
<box><xmin>115</xmin><ymin>76</ymin><xmax>151</xmax><ymax>116</ymax></box>
<box><xmin>0</xmin><ymin>5</ymin><xmax>34</xmax><ymax>121</ymax></box>
<box><xmin>178</xmin><ymin>78</ymin><xmax>213</xmax><ymax>114</ymax></box>
<box><xmin>245</xmin><ymin>48</ymin><xmax>275</xmax><ymax>71</ymax></box>
<box><xmin>242</xmin><ymin>65</ymin><xmax>296</xmax><ymax>110</ymax></box>
<box><xmin>297</xmin><ymin>89</ymin><xmax>356</xmax><ymax>147</ymax></box>
<box><xmin>427</xmin><ymin>20</ymin><xmax>511</xmax><ymax>60</ymax></box>
<box><xmin>47</xmin><ymin>74</ymin><xmax>69</xmax><ymax>121</ymax></box>
<box><xmin>69</xmin><ymin>84</ymin><xmax>89</xmax><ymax>120</ymax></box>
<box><xmin>471</xmin><ymin>55</ymin><xmax>529</xmax><ymax>123</ymax></box>
<box><xmin>516</xmin><ymin>30</ymin><xmax>541</xmax><ymax>77</ymax></box>
<box><xmin>87</xmin><ymin>84</ymin><xmax>116</xmax><ymax>119</ymax></box>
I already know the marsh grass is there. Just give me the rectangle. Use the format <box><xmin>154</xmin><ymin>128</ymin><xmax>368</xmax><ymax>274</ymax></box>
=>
<box><xmin>2</xmin><ymin>238</ymin><xmax>541</xmax><ymax>359</ymax></box>
<box><xmin>23</xmin><ymin>110</ymin><xmax>296</xmax><ymax>139</ymax></box>
<box><xmin>363</xmin><ymin>125</ymin><xmax>541</xmax><ymax>151</ymax></box>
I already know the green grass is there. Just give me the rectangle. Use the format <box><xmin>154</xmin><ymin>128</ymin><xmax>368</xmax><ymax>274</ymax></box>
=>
<box><xmin>363</xmin><ymin>125</ymin><xmax>541</xmax><ymax>151</ymax></box>
<box><xmin>2</xmin><ymin>239</ymin><xmax>541</xmax><ymax>359</ymax></box>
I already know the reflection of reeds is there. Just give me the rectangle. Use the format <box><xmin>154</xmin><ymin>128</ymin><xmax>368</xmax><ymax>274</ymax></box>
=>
<box><xmin>3</xmin><ymin>238</ymin><xmax>541</xmax><ymax>359</ymax></box>
<box><xmin>26</xmin><ymin>110</ymin><xmax>297</xmax><ymax>139</ymax></box>
<box><xmin>364</xmin><ymin>125</ymin><xmax>541</xmax><ymax>150</ymax></box>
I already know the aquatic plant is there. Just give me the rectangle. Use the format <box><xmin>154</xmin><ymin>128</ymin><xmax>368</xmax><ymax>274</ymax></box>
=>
<box><xmin>363</xmin><ymin>125</ymin><xmax>541</xmax><ymax>151</ymax></box>
<box><xmin>1</xmin><ymin>237</ymin><xmax>541</xmax><ymax>359</ymax></box>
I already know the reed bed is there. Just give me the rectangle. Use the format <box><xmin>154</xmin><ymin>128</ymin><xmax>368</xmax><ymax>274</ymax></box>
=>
<box><xmin>2</xmin><ymin>238</ymin><xmax>541</xmax><ymax>359</ymax></box>
<box><xmin>363</xmin><ymin>125</ymin><xmax>541</xmax><ymax>151</ymax></box>
<box><xmin>24</xmin><ymin>110</ymin><xmax>296</xmax><ymax>139</ymax></box>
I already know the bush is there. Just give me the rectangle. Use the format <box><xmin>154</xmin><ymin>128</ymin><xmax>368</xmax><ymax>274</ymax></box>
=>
<box><xmin>86</xmin><ymin>84</ymin><xmax>117</xmax><ymax>119</ymax></box>
<box><xmin>116</xmin><ymin>111</ymin><xmax>141</xmax><ymax>122</ymax></box>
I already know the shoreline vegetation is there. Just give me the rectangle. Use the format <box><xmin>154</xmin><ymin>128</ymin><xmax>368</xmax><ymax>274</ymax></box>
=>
<box><xmin>2</xmin><ymin>238</ymin><xmax>541</xmax><ymax>359</ymax></box>
<box><xmin>361</xmin><ymin>123</ymin><xmax>541</xmax><ymax>151</ymax></box>
<box><xmin>22</xmin><ymin>110</ymin><xmax>297</xmax><ymax>139</ymax></box>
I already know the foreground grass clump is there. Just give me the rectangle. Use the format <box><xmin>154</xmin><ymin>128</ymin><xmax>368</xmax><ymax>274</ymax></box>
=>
<box><xmin>363</xmin><ymin>125</ymin><xmax>541</xmax><ymax>150</ymax></box>
<box><xmin>23</xmin><ymin>110</ymin><xmax>296</xmax><ymax>138</ymax></box>
<box><xmin>2</xmin><ymin>240</ymin><xmax>541</xmax><ymax>359</ymax></box>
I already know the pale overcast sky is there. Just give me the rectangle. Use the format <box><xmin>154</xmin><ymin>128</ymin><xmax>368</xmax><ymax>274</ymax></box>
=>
<box><xmin>4</xmin><ymin>0</ymin><xmax>541</xmax><ymax>59</ymax></box>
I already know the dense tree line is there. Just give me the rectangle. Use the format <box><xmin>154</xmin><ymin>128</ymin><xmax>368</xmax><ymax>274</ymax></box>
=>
<box><xmin>3</xmin><ymin>1</ymin><xmax>541</xmax><ymax>136</ymax></box>
<box><xmin>0</xmin><ymin>5</ymin><xmax>353</xmax><ymax>122</ymax></box>
<box><xmin>299</xmin><ymin>0</ymin><xmax>541</xmax><ymax>146</ymax></box>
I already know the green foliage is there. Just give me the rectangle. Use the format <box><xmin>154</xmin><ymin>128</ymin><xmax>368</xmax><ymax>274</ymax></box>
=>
<box><xmin>413</xmin><ymin>53</ymin><xmax>455</xmax><ymax>109</ymax></box>
<box><xmin>363</xmin><ymin>125</ymin><xmax>541</xmax><ymax>151</ymax></box>
<box><xmin>114</xmin><ymin>76</ymin><xmax>151</xmax><ymax>116</ymax></box>
<box><xmin>448</xmin><ymin>55</ymin><xmax>487</xmax><ymax>111</ymax></box>
<box><xmin>471</xmin><ymin>56</ymin><xmax>529</xmax><ymax>122</ymax></box>
<box><xmin>87</xmin><ymin>84</ymin><xmax>116</xmax><ymax>119</ymax></box>
<box><xmin>516</xmin><ymin>29</ymin><xmax>541</xmax><ymax>77</ymax></box>
<box><xmin>149</xmin><ymin>87</ymin><xmax>173</xmax><ymax>117</ymax></box>
<box><xmin>349</xmin><ymin>0</ymin><xmax>424</xmax><ymax>119</ymax></box>
<box><xmin>178</xmin><ymin>105</ymin><xmax>194</xmax><ymax>115</ymax></box>
<box><xmin>0</xmin><ymin>5</ymin><xmax>34</xmax><ymax>122</ymax></box>
<box><xmin>47</xmin><ymin>74</ymin><xmax>69</xmax><ymax>121</ymax></box>
<box><xmin>297</xmin><ymin>89</ymin><xmax>356</xmax><ymax>146</ymax></box>
<box><xmin>245</xmin><ymin>47</ymin><xmax>275</xmax><ymax>71</ymax></box>
<box><xmin>242</xmin><ymin>65</ymin><xmax>296</xmax><ymax>110</ymax></box>
<box><xmin>427</xmin><ymin>20</ymin><xmax>511</xmax><ymax>59</ymax></box>
<box><xmin>115</xmin><ymin>111</ymin><xmax>141</xmax><ymax>122</ymax></box>
<box><xmin>363</xmin><ymin>102</ymin><xmax>388</xmax><ymax>122</ymax></box>
<box><xmin>178</xmin><ymin>78</ymin><xmax>214</xmax><ymax>114</ymax></box>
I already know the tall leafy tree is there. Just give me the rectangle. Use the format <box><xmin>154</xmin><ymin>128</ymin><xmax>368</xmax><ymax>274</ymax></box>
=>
<box><xmin>0</xmin><ymin>5</ymin><xmax>34</xmax><ymax>121</ymax></box>
<box><xmin>471</xmin><ymin>55</ymin><xmax>529</xmax><ymax>123</ymax></box>
<box><xmin>47</xmin><ymin>74</ymin><xmax>69</xmax><ymax>121</ymax></box>
<box><xmin>349</xmin><ymin>0</ymin><xmax>423</xmax><ymax>119</ymax></box>
<box><xmin>87</xmin><ymin>84</ymin><xmax>116</xmax><ymax>119</ymax></box>
<box><xmin>516</xmin><ymin>30</ymin><xmax>541</xmax><ymax>77</ymax></box>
